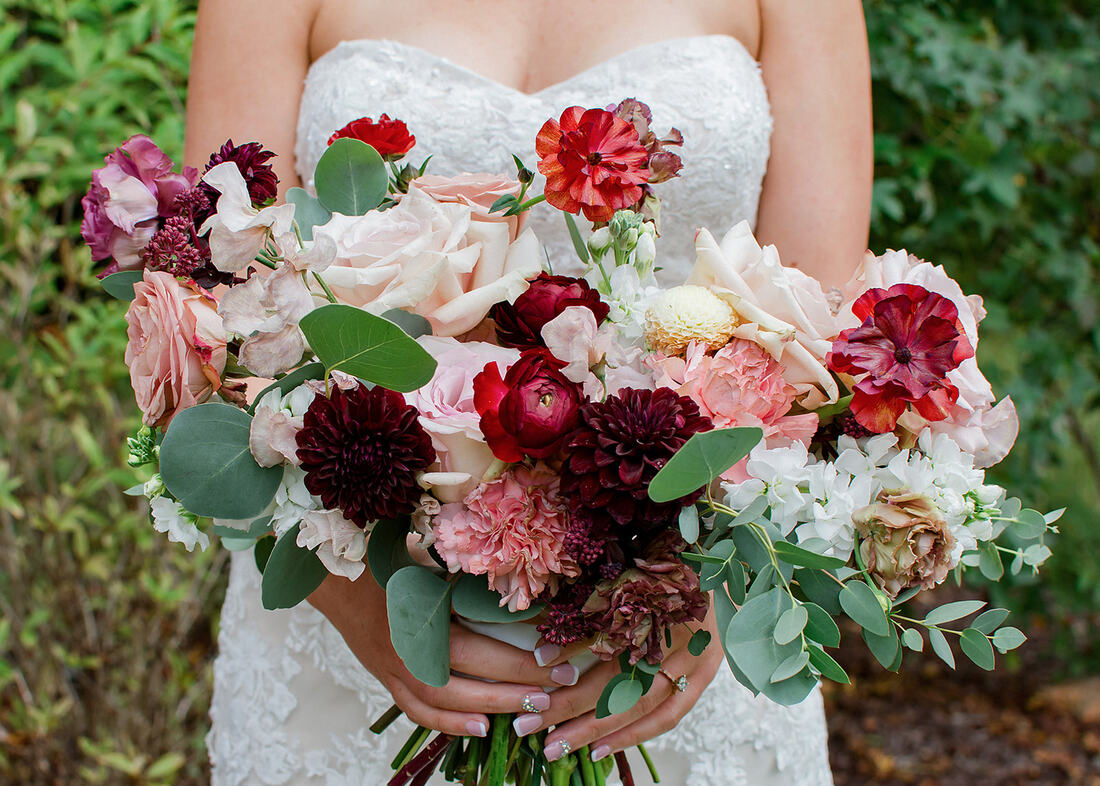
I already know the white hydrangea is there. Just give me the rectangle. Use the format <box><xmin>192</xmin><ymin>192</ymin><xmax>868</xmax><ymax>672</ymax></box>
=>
<box><xmin>150</xmin><ymin>496</ymin><xmax>210</xmax><ymax>552</ymax></box>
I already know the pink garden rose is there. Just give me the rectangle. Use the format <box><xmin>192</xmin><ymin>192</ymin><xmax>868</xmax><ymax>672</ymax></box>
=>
<box><xmin>315</xmin><ymin>185</ymin><xmax>542</xmax><ymax>337</ymax></box>
<box><xmin>82</xmin><ymin>135</ymin><xmax>198</xmax><ymax>272</ymax></box>
<box><xmin>414</xmin><ymin>172</ymin><xmax>524</xmax><ymax>239</ymax></box>
<box><xmin>124</xmin><ymin>270</ymin><xmax>227</xmax><ymax>428</ymax></box>
<box><xmin>433</xmin><ymin>465</ymin><xmax>580</xmax><ymax>612</ymax></box>
<box><xmin>406</xmin><ymin>336</ymin><xmax>520</xmax><ymax>502</ymax></box>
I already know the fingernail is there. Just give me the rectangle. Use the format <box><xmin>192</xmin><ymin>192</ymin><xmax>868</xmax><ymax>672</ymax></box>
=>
<box><xmin>465</xmin><ymin>720</ymin><xmax>487</xmax><ymax>737</ymax></box>
<box><xmin>550</xmin><ymin>663</ymin><xmax>579</xmax><ymax>686</ymax></box>
<box><xmin>524</xmin><ymin>692</ymin><xmax>551</xmax><ymax>711</ymax></box>
<box><xmin>534</xmin><ymin>643</ymin><xmax>561</xmax><ymax>667</ymax></box>
<box><xmin>591</xmin><ymin>745</ymin><xmax>611</xmax><ymax>761</ymax></box>
<box><xmin>544</xmin><ymin>739</ymin><xmax>571</xmax><ymax>762</ymax></box>
<box><xmin>513</xmin><ymin>713</ymin><xmax>542</xmax><ymax>736</ymax></box>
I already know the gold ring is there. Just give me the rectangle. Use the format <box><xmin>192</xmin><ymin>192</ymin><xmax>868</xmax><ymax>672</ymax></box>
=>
<box><xmin>660</xmin><ymin>669</ymin><xmax>689</xmax><ymax>692</ymax></box>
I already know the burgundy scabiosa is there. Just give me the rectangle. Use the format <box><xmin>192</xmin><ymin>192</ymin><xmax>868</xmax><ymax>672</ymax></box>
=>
<box><xmin>296</xmin><ymin>384</ymin><xmax>436</xmax><ymax>526</ymax></box>
<box><xmin>560</xmin><ymin>387</ymin><xmax>711</xmax><ymax>529</ymax></box>
<box><xmin>489</xmin><ymin>273</ymin><xmax>610</xmax><ymax>350</ymax></box>
<box><xmin>828</xmin><ymin>283</ymin><xmax>974</xmax><ymax>433</ymax></box>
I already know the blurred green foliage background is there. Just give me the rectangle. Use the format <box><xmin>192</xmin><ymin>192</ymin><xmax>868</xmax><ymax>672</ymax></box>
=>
<box><xmin>0</xmin><ymin>0</ymin><xmax>1096</xmax><ymax>782</ymax></box>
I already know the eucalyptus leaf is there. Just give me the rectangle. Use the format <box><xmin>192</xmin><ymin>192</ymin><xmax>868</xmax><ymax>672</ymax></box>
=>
<box><xmin>958</xmin><ymin>627</ymin><xmax>996</xmax><ymax>670</ymax></box>
<box><xmin>972</xmin><ymin>608</ymin><xmax>1011</xmax><ymax>634</ymax></box>
<box><xmin>1014</xmin><ymin>508</ymin><xmax>1048</xmax><ymax>539</ymax></box>
<box><xmin>729</xmin><ymin>495</ymin><xmax>769</xmax><ymax>528</ymax></box>
<box><xmin>700</xmin><ymin>540</ymin><xmax>735</xmax><ymax>591</ymax></box>
<box><xmin>862</xmin><ymin>626</ymin><xmax>901</xmax><ymax>670</ymax></box>
<box><xmin>381</xmin><ymin>309</ymin><xmax>433</xmax><ymax>339</ymax></box>
<box><xmin>978</xmin><ymin>541</ymin><xmax>1004</xmax><ymax>580</ymax></box>
<box><xmin>803</xmin><ymin>602</ymin><xmax>841</xmax><ymax>648</ymax></box>
<box><xmin>808</xmin><ymin>644</ymin><xmax>850</xmax><ymax>684</ymax></box>
<box><xmin>254</xmin><ymin>534</ymin><xmax>276</xmax><ymax>573</ymax></box>
<box><xmin>212</xmin><ymin>516</ymin><xmax>272</xmax><ymax>541</ymax></box>
<box><xmin>101</xmin><ymin>270</ymin><xmax>143</xmax><ymax>300</ymax></box>
<box><xmin>386</xmin><ymin>566</ymin><xmax>453</xmax><ymax>687</ymax></box>
<box><xmin>774</xmin><ymin>604</ymin><xmax>808</xmax><ymax>646</ymax></box>
<box><xmin>607</xmin><ymin>679</ymin><xmax>644</xmax><ymax>715</ymax></box>
<box><xmin>902</xmin><ymin>628</ymin><xmax>924</xmax><ymax>652</ymax></box>
<box><xmin>159</xmin><ymin>403</ymin><xmax>282</xmax><ymax>519</ymax></box>
<box><xmin>678</xmin><ymin>505</ymin><xmax>700</xmax><ymax>543</ymax></box>
<box><xmin>747</xmin><ymin>564</ymin><xmax>777</xmax><ymax>600</ymax></box>
<box><xmin>770</xmin><ymin>650</ymin><xmax>810</xmax><ymax>683</ymax></box>
<box><xmin>261</xmin><ymin>531</ymin><xmax>328</xmax><ymax>610</ymax></box>
<box><xmin>725</xmin><ymin>588</ymin><xmax>798</xmax><ymax>693</ymax></box>
<box><xmin>725</xmin><ymin>557</ymin><xmax>747</xmax><ymax>604</ymax></box>
<box><xmin>762</xmin><ymin>666</ymin><xmax>819</xmax><ymax>705</ymax></box>
<box><xmin>714</xmin><ymin>587</ymin><xmax>758</xmax><ymax>695</ymax></box>
<box><xmin>648</xmin><ymin>428</ymin><xmax>763</xmax><ymax>503</ymax></box>
<box><xmin>366</xmin><ymin>517</ymin><xmax>416</xmax><ymax>587</ymax></box>
<box><xmin>891</xmin><ymin>586</ymin><xmax>922</xmax><ymax>605</ymax></box>
<box><xmin>928</xmin><ymin>627</ymin><xmax>955</xmax><ymax>669</ymax></box>
<box><xmin>924</xmin><ymin>600</ymin><xmax>986</xmax><ymax>626</ymax></box>
<box><xmin>452</xmin><ymin>573</ymin><xmax>543</xmax><ymax>623</ymax></box>
<box><xmin>992</xmin><ymin>626</ymin><xmax>1027</xmax><ymax>653</ymax></box>
<box><xmin>773</xmin><ymin>541</ymin><xmax>846</xmax><ymax>570</ymax></box>
<box><xmin>299</xmin><ymin>304</ymin><xmax>437</xmax><ymax>392</ymax></box>
<box><xmin>688</xmin><ymin>629</ymin><xmax>712</xmax><ymax>656</ymax></box>
<box><xmin>795</xmin><ymin>569</ymin><xmax>842</xmax><ymax>615</ymax></box>
<box><xmin>247</xmin><ymin>363</ymin><xmax>325</xmax><ymax>415</ymax></box>
<box><xmin>838</xmin><ymin>581</ymin><xmax>890</xmax><ymax>637</ymax></box>
<box><xmin>314</xmin><ymin>138</ymin><xmax>388</xmax><ymax>215</ymax></box>
<box><xmin>286</xmin><ymin>187</ymin><xmax>332</xmax><ymax>240</ymax></box>
<box><xmin>595</xmin><ymin>673</ymin><xmax>632</xmax><ymax>719</ymax></box>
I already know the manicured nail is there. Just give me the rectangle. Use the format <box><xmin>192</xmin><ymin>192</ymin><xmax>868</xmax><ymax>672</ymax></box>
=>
<box><xmin>550</xmin><ymin>663</ymin><xmax>579</xmax><ymax>686</ymax></box>
<box><xmin>591</xmin><ymin>745</ymin><xmax>611</xmax><ymax>761</ymax></box>
<box><xmin>521</xmin><ymin>692</ymin><xmax>551</xmax><ymax>712</ymax></box>
<box><xmin>544</xmin><ymin>739</ymin><xmax>571</xmax><ymax>762</ymax></box>
<box><xmin>534</xmin><ymin>643</ymin><xmax>561</xmax><ymax>667</ymax></box>
<box><xmin>465</xmin><ymin>720</ymin><xmax>488</xmax><ymax>737</ymax></box>
<box><xmin>512</xmin><ymin>713</ymin><xmax>542</xmax><ymax>736</ymax></box>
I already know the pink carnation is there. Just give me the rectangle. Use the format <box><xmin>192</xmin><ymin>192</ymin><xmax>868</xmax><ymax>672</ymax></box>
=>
<box><xmin>433</xmin><ymin>465</ymin><xmax>580</xmax><ymax>612</ymax></box>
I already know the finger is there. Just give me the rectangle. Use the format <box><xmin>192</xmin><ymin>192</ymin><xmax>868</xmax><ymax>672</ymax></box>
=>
<box><xmin>586</xmin><ymin>685</ymin><xmax>698</xmax><ymax>762</ymax></box>
<box><xmin>450</xmin><ymin>626</ymin><xmax>579</xmax><ymax>687</ymax></box>
<box><xmin>385</xmin><ymin>679</ymin><xmax>491</xmax><ymax>739</ymax></box>
<box><xmin>414</xmin><ymin>675</ymin><xmax>552</xmax><ymax>715</ymax></box>
<box><xmin>533</xmin><ymin>639</ymin><xmax>593</xmax><ymax>668</ymax></box>
<box><xmin>512</xmin><ymin>657</ymin><xmax>621</xmax><ymax>736</ymax></box>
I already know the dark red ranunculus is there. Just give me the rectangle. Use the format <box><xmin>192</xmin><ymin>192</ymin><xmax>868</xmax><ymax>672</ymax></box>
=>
<box><xmin>536</xmin><ymin>106</ymin><xmax>650</xmax><ymax>223</ymax></box>
<box><xmin>489</xmin><ymin>273</ymin><xmax>610</xmax><ymax>350</ymax></box>
<box><xmin>328</xmin><ymin>114</ymin><xmax>416</xmax><ymax>159</ymax></box>
<box><xmin>473</xmin><ymin>349</ymin><xmax>582</xmax><ymax>462</ymax></box>
<box><xmin>828</xmin><ymin>283</ymin><xmax>974</xmax><ymax>434</ymax></box>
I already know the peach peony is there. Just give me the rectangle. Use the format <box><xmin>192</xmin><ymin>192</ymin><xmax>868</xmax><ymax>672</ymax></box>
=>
<box><xmin>124</xmin><ymin>270</ymin><xmax>227</xmax><ymax>428</ymax></box>
<box><xmin>433</xmin><ymin>465</ymin><xmax>580</xmax><ymax>612</ymax></box>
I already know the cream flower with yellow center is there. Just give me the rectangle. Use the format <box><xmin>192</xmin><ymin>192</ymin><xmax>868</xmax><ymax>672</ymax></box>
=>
<box><xmin>644</xmin><ymin>285</ymin><xmax>738</xmax><ymax>354</ymax></box>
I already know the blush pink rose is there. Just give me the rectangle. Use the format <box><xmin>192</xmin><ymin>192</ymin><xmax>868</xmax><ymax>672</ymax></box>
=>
<box><xmin>433</xmin><ymin>464</ymin><xmax>580</xmax><ymax>612</ymax></box>
<box><xmin>414</xmin><ymin>172</ymin><xmax>524</xmax><ymax>239</ymax></box>
<box><xmin>406</xmin><ymin>336</ymin><xmax>520</xmax><ymax>502</ymax></box>
<box><xmin>124</xmin><ymin>270</ymin><xmax>227</xmax><ymax>428</ymax></box>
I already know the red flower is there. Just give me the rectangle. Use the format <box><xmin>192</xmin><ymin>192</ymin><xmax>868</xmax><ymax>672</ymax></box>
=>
<box><xmin>536</xmin><ymin>106</ymin><xmax>650</xmax><ymax>223</ymax></box>
<box><xmin>328</xmin><ymin>115</ymin><xmax>416</xmax><ymax>159</ymax></box>
<box><xmin>489</xmin><ymin>273</ymin><xmax>610</xmax><ymax>350</ymax></box>
<box><xmin>473</xmin><ymin>350</ymin><xmax>582</xmax><ymax>462</ymax></box>
<box><xmin>828</xmin><ymin>283</ymin><xmax>975</xmax><ymax>433</ymax></box>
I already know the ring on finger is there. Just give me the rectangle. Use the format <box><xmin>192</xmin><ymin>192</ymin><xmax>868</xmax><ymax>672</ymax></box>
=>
<box><xmin>659</xmin><ymin>669</ymin><xmax>689</xmax><ymax>693</ymax></box>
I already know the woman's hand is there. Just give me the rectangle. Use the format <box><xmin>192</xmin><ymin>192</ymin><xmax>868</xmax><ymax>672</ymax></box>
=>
<box><xmin>517</xmin><ymin>605</ymin><xmax>724</xmax><ymax>762</ymax></box>
<box><xmin>308</xmin><ymin>571</ymin><xmax>579</xmax><ymax>738</ymax></box>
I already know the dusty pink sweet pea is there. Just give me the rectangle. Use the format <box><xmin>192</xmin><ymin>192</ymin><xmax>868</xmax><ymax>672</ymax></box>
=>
<box><xmin>82</xmin><ymin>135</ymin><xmax>198</xmax><ymax>272</ymax></box>
<box><xmin>406</xmin><ymin>336</ymin><xmax>520</xmax><ymax>502</ymax></box>
<box><xmin>124</xmin><ymin>270</ymin><xmax>227</xmax><ymax>428</ymax></box>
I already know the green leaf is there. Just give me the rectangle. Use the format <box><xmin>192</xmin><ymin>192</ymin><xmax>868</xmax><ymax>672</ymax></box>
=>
<box><xmin>212</xmin><ymin>515</ymin><xmax>272</xmax><ymax>541</ymax></box>
<box><xmin>773</xmin><ymin>541</ymin><xmax>846</xmax><ymax>570</ymax></box>
<box><xmin>488</xmin><ymin>194</ymin><xmax>520</xmax><ymax>214</ymax></box>
<box><xmin>298</xmin><ymin>304</ymin><xmax>437</xmax><ymax>392</ymax></box>
<box><xmin>1014</xmin><ymin>508</ymin><xmax>1048</xmax><ymax>539</ymax></box>
<box><xmin>762</xmin><ymin>666</ymin><xmax>819</xmax><ymax>705</ymax></box>
<box><xmin>958</xmin><ymin>628</ymin><xmax>996</xmax><ymax>670</ymax></box>
<box><xmin>770</xmin><ymin>650</ymin><xmax>810</xmax><ymax>683</ymax></box>
<box><xmin>924</xmin><ymin>600</ymin><xmax>986</xmax><ymax>626</ymax></box>
<box><xmin>978</xmin><ymin>541</ymin><xmax>1004</xmax><ymax>580</ymax></box>
<box><xmin>700</xmin><ymin>540</ymin><xmax>735</xmax><ymax>591</ymax></box>
<box><xmin>803</xmin><ymin>602</ymin><xmax>841</xmax><ymax>648</ymax></box>
<box><xmin>648</xmin><ymin>428</ymin><xmax>763</xmax><ymax>503</ymax></box>
<box><xmin>101</xmin><ymin>270</ymin><xmax>143</xmax><ymax>300</ymax></box>
<box><xmin>607</xmin><ymin>678</ymin><xmax>644</xmax><ymax>715</ymax></box>
<box><xmin>795</xmin><ymin>569</ymin><xmax>842</xmax><ymax>615</ymax></box>
<box><xmin>928</xmin><ymin>627</ymin><xmax>955</xmax><ymax>669</ymax></box>
<box><xmin>159</xmin><ymin>403</ymin><xmax>282</xmax><ymax>519</ymax></box>
<box><xmin>774</xmin><ymin>604</ymin><xmax>808</xmax><ymax>646</ymax></box>
<box><xmin>972</xmin><ymin>608</ymin><xmax>1011</xmax><ymax>634</ymax></box>
<box><xmin>595</xmin><ymin>673</ymin><xmax>633</xmax><ymax>719</ymax></box>
<box><xmin>747</xmin><ymin>564</ymin><xmax>777</xmax><ymax>600</ymax></box>
<box><xmin>863</xmin><ymin>626</ymin><xmax>901</xmax><ymax>670</ymax></box>
<box><xmin>261</xmin><ymin>531</ymin><xmax>328</xmax><ymax>610</ymax></box>
<box><xmin>688</xmin><ymin>629</ymin><xmax>712</xmax><ymax>656</ymax></box>
<box><xmin>314</xmin><ymin>138</ymin><xmax>388</xmax><ymax>215</ymax></box>
<box><xmin>902</xmin><ymin>628</ymin><xmax>924</xmax><ymax>652</ymax></box>
<box><xmin>678</xmin><ymin>505</ymin><xmax>700</xmax><ymax>543</ymax></box>
<box><xmin>839</xmin><ymin>581</ymin><xmax>890</xmax><ymax>637</ymax></box>
<box><xmin>452</xmin><ymin>573</ymin><xmax>543</xmax><ymax>623</ymax></box>
<box><xmin>891</xmin><ymin>586</ymin><xmax>922</xmax><ymax>605</ymax></box>
<box><xmin>286</xmin><ymin>186</ymin><xmax>332</xmax><ymax>240</ymax></box>
<box><xmin>562</xmin><ymin>212</ymin><xmax>590</xmax><ymax>265</ymax></box>
<box><xmin>725</xmin><ymin>557</ymin><xmax>747</xmax><ymax>604</ymax></box>
<box><xmin>811</xmin><ymin>394</ymin><xmax>854</xmax><ymax>422</ymax></box>
<box><xmin>381</xmin><ymin>309</ymin><xmax>433</xmax><ymax>339</ymax></box>
<box><xmin>808</xmin><ymin>644</ymin><xmax>849</xmax><ymax>684</ymax></box>
<box><xmin>992</xmin><ymin>626</ymin><xmax>1027</xmax><ymax>653</ymax></box>
<box><xmin>254</xmin><ymin>534</ymin><xmax>276</xmax><ymax>573</ymax></box>
<box><xmin>366</xmin><ymin>517</ymin><xmax>416</xmax><ymax>587</ymax></box>
<box><xmin>247</xmin><ymin>363</ymin><xmax>326</xmax><ymax>415</ymax></box>
<box><xmin>386</xmin><ymin>566</ymin><xmax>453</xmax><ymax>687</ymax></box>
<box><xmin>725</xmin><ymin>588</ymin><xmax>799</xmax><ymax>693</ymax></box>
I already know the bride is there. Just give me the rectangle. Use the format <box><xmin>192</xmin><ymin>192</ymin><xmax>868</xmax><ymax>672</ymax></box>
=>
<box><xmin>185</xmin><ymin>1</ymin><xmax>872</xmax><ymax>783</ymax></box>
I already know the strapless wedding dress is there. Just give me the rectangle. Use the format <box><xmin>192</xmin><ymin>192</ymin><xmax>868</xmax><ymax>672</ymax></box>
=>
<box><xmin>207</xmin><ymin>35</ymin><xmax>834</xmax><ymax>785</ymax></box>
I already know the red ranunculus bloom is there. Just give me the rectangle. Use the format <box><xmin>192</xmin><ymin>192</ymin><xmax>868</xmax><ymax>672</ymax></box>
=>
<box><xmin>473</xmin><ymin>349</ymin><xmax>582</xmax><ymax>462</ymax></box>
<box><xmin>328</xmin><ymin>114</ymin><xmax>416</xmax><ymax>159</ymax></box>
<box><xmin>536</xmin><ymin>106</ymin><xmax>650</xmax><ymax>223</ymax></box>
<box><xmin>489</xmin><ymin>273</ymin><xmax>610</xmax><ymax>350</ymax></box>
<box><xmin>828</xmin><ymin>283</ymin><xmax>975</xmax><ymax>433</ymax></box>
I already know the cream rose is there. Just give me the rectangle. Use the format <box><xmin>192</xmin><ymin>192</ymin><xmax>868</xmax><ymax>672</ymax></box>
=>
<box><xmin>314</xmin><ymin>185</ymin><xmax>542</xmax><ymax>337</ymax></box>
<box><xmin>853</xmin><ymin>491</ymin><xmax>957</xmax><ymax>598</ymax></box>
<box><xmin>414</xmin><ymin>172</ymin><xmax>524</xmax><ymax>239</ymax></box>
<box><xmin>124</xmin><ymin>270</ymin><xmax>227</xmax><ymax>428</ymax></box>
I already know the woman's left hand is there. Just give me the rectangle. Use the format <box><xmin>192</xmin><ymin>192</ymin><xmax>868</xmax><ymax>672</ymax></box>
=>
<box><xmin>519</xmin><ymin>603</ymin><xmax>725</xmax><ymax>763</ymax></box>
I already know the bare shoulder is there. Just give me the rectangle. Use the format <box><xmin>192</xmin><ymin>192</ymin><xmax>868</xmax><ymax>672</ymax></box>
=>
<box><xmin>184</xmin><ymin>0</ymin><xmax>323</xmax><ymax>185</ymax></box>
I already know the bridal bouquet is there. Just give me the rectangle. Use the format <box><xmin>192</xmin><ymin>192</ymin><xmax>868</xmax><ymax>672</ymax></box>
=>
<box><xmin>84</xmin><ymin>100</ymin><xmax>1059</xmax><ymax>786</ymax></box>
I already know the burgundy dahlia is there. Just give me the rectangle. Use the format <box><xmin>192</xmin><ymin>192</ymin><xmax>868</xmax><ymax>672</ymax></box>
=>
<box><xmin>489</xmin><ymin>273</ymin><xmax>610</xmax><ymax>350</ymax></box>
<box><xmin>583</xmin><ymin>531</ymin><xmax>708</xmax><ymax>665</ymax></box>
<box><xmin>296</xmin><ymin>384</ymin><xmax>436</xmax><ymax>526</ymax></box>
<box><xmin>198</xmin><ymin>140</ymin><xmax>279</xmax><ymax>219</ymax></box>
<box><xmin>560</xmin><ymin>387</ymin><xmax>711</xmax><ymax>529</ymax></box>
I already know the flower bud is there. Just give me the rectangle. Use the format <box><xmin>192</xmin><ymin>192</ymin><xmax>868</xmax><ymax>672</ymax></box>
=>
<box><xmin>143</xmin><ymin>473</ymin><xmax>166</xmax><ymax>500</ymax></box>
<box><xmin>635</xmin><ymin>232</ymin><xmax>656</xmax><ymax>273</ymax></box>
<box><xmin>587</xmin><ymin>227</ymin><xmax>612</xmax><ymax>255</ymax></box>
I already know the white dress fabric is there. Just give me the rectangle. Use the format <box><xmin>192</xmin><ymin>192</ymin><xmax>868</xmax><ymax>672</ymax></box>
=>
<box><xmin>208</xmin><ymin>35</ymin><xmax>834</xmax><ymax>785</ymax></box>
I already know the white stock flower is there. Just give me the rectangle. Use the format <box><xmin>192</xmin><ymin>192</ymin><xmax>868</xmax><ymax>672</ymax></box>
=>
<box><xmin>150</xmin><ymin>496</ymin><xmax>209</xmax><ymax>552</ymax></box>
<box><xmin>742</xmin><ymin>442</ymin><xmax>812</xmax><ymax>534</ymax></box>
<box><xmin>249</xmin><ymin>383</ymin><xmax>315</xmax><ymax>467</ymax></box>
<box><xmin>269</xmin><ymin>465</ymin><xmax>322</xmax><ymax>537</ymax></box>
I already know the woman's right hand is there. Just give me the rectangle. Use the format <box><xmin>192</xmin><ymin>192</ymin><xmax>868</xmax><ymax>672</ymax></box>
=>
<box><xmin>308</xmin><ymin>571</ymin><xmax>579</xmax><ymax>738</ymax></box>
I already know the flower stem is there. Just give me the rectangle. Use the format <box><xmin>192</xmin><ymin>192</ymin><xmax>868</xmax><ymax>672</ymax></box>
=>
<box><xmin>613</xmin><ymin>752</ymin><xmax>635</xmax><ymax>786</ymax></box>
<box><xmin>312</xmin><ymin>271</ymin><xmax>338</xmax><ymax>303</ymax></box>
<box><xmin>577</xmin><ymin>746</ymin><xmax>597</xmax><ymax>786</ymax></box>
<box><xmin>390</xmin><ymin>725</ymin><xmax>431</xmax><ymax>772</ymax></box>
<box><xmin>485</xmin><ymin>714</ymin><xmax>510</xmax><ymax>785</ymax></box>
<box><xmin>520</xmin><ymin>194</ymin><xmax>547</xmax><ymax>211</ymax></box>
<box><xmin>369</xmin><ymin>703</ymin><xmax>403</xmax><ymax>734</ymax></box>
<box><xmin>637</xmin><ymin>744</ymin><xmax>660</xmax><ymax>783</ymax></box>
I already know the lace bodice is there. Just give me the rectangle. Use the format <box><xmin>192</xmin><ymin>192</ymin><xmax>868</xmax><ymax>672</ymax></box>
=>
<box><xmin>293</xmin><ymin>35</ymin><xmax>773</xmax><ymax>284</ymax></box>
<box><xmin>208</xmin><ymin>35</ymin><xmax>833</xmax><ymax>786</ymax></box>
